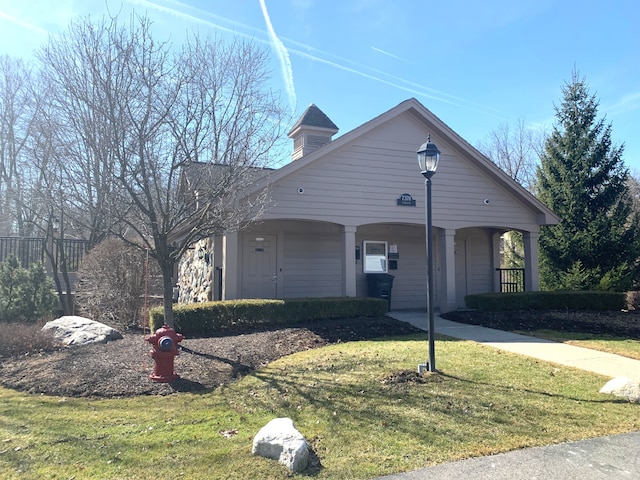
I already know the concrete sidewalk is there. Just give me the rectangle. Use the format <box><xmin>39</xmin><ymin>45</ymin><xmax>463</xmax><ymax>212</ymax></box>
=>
<box><xmin>375</xmin><ymin>310</ymin><xmax>640</xmax><ymax>480</ymax></box>
<box><xmin>387</xmin><ymin>310</ymin><xmax>640</xmax><ymax>381</ymax></box>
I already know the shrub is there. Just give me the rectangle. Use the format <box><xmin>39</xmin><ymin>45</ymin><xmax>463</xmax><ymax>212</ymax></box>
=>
<box><xmin>149</xmin><ymin>297</ymin><xmax>388</xmax><ymax>335</ymax></box>
<box><xmin>76</xmin><ymin>239</ymin><xmax>162</xmax><ymax>328</ymax></box>
<box><xmin>465</xmin><ymin>291</ymin><xmax>626</xmax><ymax>312</ymax></box>
<box><xmin>0</xmin><ymin>256</ymin><xmax>57</xmax><ymax>323</ymax></box>
<box><xmin>626</xmin><ymin>291</ymin><xmax>640</xmax><ymax>311</ymax></box>
<box><xmin>0</xmin><ymin>321</ymin><xmax>57</xmax><ymax>356</ymax></box>
<box><xmin>544</xmin><ymin>260</ymin><xmax>634</xmax><ymax>292</ymax></box>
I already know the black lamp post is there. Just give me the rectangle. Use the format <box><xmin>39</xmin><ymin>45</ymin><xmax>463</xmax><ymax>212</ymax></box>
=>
<box><xmin>417</xmin><ymin>134</ymin><xmax>440</xmax><ymax>373</ymax></box>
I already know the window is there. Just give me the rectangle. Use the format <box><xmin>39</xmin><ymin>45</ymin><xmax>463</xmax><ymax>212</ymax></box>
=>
<box><xmin>363</xmin><ymin>241</ymin><xmax>387</xmax><ymax>273</ymax></box>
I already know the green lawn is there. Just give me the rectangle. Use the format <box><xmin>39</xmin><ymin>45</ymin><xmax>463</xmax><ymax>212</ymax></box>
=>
<box><xmin>1</xmin><ymin>334</ymin><xmax>638</xmax><ymax>479</ymax></box>
<box><xmin>515</xmin><ymin>329</ymin><xmax>640</xmax><ymax>360</ymax></box>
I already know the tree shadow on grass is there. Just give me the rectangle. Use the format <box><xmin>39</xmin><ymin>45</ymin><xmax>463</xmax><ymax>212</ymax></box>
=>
<box><xmin>168</xmin><ymin>377</ymin><xmax>208</xmax><ymax>393</ymax></box>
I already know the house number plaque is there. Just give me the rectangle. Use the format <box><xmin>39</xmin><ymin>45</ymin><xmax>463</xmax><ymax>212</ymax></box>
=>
<box><xmin>397</xmin><ymin>193</ymin><xmax>416</xmax><ymax>206</ymax></box>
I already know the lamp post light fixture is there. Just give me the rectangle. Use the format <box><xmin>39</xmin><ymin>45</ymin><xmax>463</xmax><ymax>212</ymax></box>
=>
<box><xmin>417</xmin><ymin>134</ymin><xmax>440</xmax><ymax>374</ymax></box>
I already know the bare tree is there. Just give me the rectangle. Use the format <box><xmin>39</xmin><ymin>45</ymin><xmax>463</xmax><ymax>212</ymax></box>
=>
<box><xmin>0</xmin><ymin>56</ymin><xmax>38</xmax><ymax>236</ymax></box>
<box><xmin>0</xmin><ymin>57</ymin><xmax>77</xmax><ymax>312</ymax></box>
<box><xmin>476</xmin><ymin>118</ymin><xmax>544</xmax><ymax>192</ymax></box>
<box><xmin>34</xmin><ymin>27</ymin><xmax>122</xmax><ymax>249</ymax></box>
<box><xmin>627</xmin><ymin>169</ymin><xmax>640</xmax><ymax>215</ymax></box>
<box><xmin>21</xmin><ymin>73</ymin><xmax>90</xmax><ymax>315</ymax></box>
<box><xmin>37</xmin><ymin>14</ymin><xmax>287</xmax><ymax>326</ymax></box>
<box><xmin>477</xmin><ymin>118</ymin><xmax>546</xmax><ymax>269</ymax></box>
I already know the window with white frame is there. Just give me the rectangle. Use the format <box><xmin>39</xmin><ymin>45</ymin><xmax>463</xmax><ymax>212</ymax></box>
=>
<box><xmin>363</xmin><ymin>241</ymin><xmax>387</xmax><ymax>273</ymax></box>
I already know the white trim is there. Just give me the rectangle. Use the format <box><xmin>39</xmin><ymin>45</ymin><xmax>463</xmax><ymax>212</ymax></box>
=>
<box><xmin>363</xmin><ymin>240</ymin><xmax>388</xmax><ymax>273</ymax></box>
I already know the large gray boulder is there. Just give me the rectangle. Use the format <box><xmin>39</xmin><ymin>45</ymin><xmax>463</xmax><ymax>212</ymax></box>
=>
<box><xmin>42</xmin><ymin>316</ymin><xmax>123</xmax><ymax>347</ymax></box>
<box><xmin>600</xmin><ymin>377</ymin><xmax>640</xmax><ymax>403</ymax></box>
<box><xmin>252</xmin><ymin>417</ymin><xmax>309</xmax><ymax>472</ymax></box>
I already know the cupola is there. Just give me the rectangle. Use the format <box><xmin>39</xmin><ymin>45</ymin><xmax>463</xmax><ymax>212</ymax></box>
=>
<box><xmin>288</xmin><ymin>104</ymin><xmax>339</xmax><ymax>161</ymax></box>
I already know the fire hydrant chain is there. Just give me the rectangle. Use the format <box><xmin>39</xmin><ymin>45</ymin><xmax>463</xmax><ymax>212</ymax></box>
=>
<box><xmin>147</xmin><ymin>324</ymin><xmax>183</xmax><ymax>383</ymax></box>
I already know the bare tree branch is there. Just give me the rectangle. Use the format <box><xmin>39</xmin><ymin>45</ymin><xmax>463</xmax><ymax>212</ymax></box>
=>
<box><xmin>476</xmin><ymin>118</ymin><xmax>545</xmax><ymax>192</ymax></box>
<box><xmin>34</xmin><ymin>14</ymin><xmax>287</xmax><ymax>326</ymax></box>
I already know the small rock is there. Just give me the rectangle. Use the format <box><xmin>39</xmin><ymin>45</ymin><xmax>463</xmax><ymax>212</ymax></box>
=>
<box><xmin>600</xmin><ymin>377</ymin><xmax>640</xmax><ymax>403</ymax></box>
<box><xmin>42</xmin><ymin>316</ymin><xmax>123</xmax><ymax>347</ymax></box>
<box><xmin>252</xmin><ymin>417</ymin><xmax>309</xmax><ymax>472</ymax></box>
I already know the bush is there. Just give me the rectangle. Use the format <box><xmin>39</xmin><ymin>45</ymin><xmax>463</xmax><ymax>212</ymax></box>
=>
<box><xmin>626</xmin><ymin>291</ymin><xmax>640</xmax><ymax>311</ymax></box>
<box><xmin>0</xmin><ymin>321</ymin><xmax>57</xmax><ymax>356</ymax></box>
<box><xmin>0</xmin><ymin>256</ymin><xmax>57</xmax><ymax>323</ymax></box>
<box><xmin>149</xmin><ymin>297</ymin><xmax>388</xmax><ymax>335</ymax></box>
<box><xmin>76</xmin><ymin>239</ymin><xmax>162</xmax><ymax>328</ymax></box>
<box><xmin>543</xmin><ymin>260</ymin><xmax>635</xmax><ymax>292</ymax></box>
<box><xmin>465</xmin><ymin>291</ymin><xmax>626</xmax><ymax>312</ymax></box>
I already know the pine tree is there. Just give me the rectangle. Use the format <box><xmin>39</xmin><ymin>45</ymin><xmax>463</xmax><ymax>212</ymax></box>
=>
<box><xmin>536</xmin><ymin>72</ymin><xmax>640</xmax><ymax>291</ymax></box>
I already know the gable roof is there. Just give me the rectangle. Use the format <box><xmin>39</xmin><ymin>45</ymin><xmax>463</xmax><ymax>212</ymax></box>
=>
<box><xmin>256</xmin><ymin>98</ymin><xmax>559</xmax><ymax>225</ymax></box>
<box><xmin>180</xmin><ymin>162</ymin><xmax>273</xmax><ymax>190</ymax></box>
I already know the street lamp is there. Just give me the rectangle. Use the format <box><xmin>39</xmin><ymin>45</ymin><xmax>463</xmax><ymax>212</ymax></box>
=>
<box><xmin>417</xmin><ymin>134</ymin><xmax>440</xmax><ymax>374</ymax></box>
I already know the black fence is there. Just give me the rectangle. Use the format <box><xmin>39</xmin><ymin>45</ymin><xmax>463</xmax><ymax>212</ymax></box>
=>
<box><xmin>496</xmin><ymin>268</ymin><xmax>525</xmax><ymax>293</ymax></box>
<box><xmin>0</xmin><ymin>237</ymin><xmax>44</xmax><ymax>268</ymax></box>
<box><xmin>57</xmin><ymin>239</ymin><xmax>88</xmax><ymax>272</ymax></box>
<box><xmin>0</xmin><ymin>237</ymin><xmax>88</xmax><ymax>272</ymax></box>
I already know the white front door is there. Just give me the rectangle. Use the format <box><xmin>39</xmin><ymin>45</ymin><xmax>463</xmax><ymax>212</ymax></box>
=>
<box><xmin>242</xmin><ymin>235</ymin><xmax>277</xmax><ymax>298</ymax></box>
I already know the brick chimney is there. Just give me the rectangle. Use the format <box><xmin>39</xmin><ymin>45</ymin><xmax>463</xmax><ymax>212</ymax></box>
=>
<box><xmin>288</xmin><ymin>104</ymin><xmax>339</xmax><ymax>161</ymax></box>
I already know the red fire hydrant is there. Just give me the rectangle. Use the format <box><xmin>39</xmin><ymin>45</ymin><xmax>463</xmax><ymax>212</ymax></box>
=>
<box><xmin>147</xmin><ymin>324</ymin><xmax>183</xmax><ymax>383</ymax></box>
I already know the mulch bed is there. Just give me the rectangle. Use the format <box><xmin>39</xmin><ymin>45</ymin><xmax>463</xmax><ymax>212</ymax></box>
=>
<box><xmin>441</xmin><ymin>309</ymin><xmax>640</xmax><ymax>337</ymax></box>
<box><xmin>0</xmin><ymin>316</ymin><xmax>422</xmax><ymax>398</ymax></box>
<box><xmin>4</xmin><ymin>311</ymin><xmax>637</xmax><ymax>399</ymax></box>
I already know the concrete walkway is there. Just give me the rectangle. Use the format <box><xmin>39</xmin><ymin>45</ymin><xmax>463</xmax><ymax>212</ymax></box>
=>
<box><xmin>387</xmin><ymin>310</ymin><xmax>640</xmax><ymax>381</ymax></box>
<box><xmin>375</xmin><ymin>311</ymin><xmax>640</xmax><ymax>480</ymax></box>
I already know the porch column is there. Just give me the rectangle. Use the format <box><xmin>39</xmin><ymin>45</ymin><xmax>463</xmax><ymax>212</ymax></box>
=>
<box><xmin>439</xmin><ymin>229</ymin><xmax>457</xmax><ymax>313</ymax></box>
<box><xmin>523</xmin><ymin>231</ymin><xmax>539</xmax><ymax>291</ymax></box>
<box><xmin>342</xmin><ymin>225</ymin><xmax>357</xmax><ymax>297</ymax></box>
<box><xmin>222</xmin><ymin>231</ymin><xmax>239</xmax><ymax>300</ymax></box>
<box><xmin>492</xmin><ymin>231</ymin><xmax>502</xmax><ymax>292</ymax></box>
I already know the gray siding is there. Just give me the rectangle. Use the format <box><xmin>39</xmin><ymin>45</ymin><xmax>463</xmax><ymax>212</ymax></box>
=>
<box><xmin>227</xmin><ymin>101</ymin><xmax>555</xmax><ymax>307</ymax></box>
<box><xmin>460</xmin><ymin>229</ymin><xmax>493</xmax><ymax>295</ymax></box>
<box><xmin>356</xmin><ymin>224</ymin><xmax>433</xmax><ymax>310</ymax></box>
<box><xmin>282</xmin><ymin>234</ymin><xmax>342</xmax><ymax>298</ymax></box>
<box><xmin>264</xmin><ymin>114</ymin><xmax>541</xmax><ymax>233</ymax></box>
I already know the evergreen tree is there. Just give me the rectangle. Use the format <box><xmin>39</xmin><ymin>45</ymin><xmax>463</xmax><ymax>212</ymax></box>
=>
<box><xmin>536</xmin><ymin>72</ymin><xmax>640</xmax><ymax>291</ymax></box>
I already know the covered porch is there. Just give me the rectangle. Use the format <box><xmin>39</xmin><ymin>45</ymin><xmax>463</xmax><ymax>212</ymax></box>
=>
<box><xmin>210</xmin><ymin>220</ymin><xmax>540</xmax><ymax>313</ymax></box>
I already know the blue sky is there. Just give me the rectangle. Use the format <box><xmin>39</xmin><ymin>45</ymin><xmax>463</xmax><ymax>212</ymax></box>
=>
<box><xmin>1</xmin><ymin>0</ymin><xmax>639</xmax><ymax>171</ymax></box>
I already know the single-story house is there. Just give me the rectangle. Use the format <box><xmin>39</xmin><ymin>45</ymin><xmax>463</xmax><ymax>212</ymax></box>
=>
<box><xmin>177</xmin><ymin>98</ymin><xmax>559</xmax><ymax>312</ymax></box>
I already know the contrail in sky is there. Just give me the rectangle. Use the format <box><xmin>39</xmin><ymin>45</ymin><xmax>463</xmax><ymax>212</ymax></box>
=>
<box><xmin>128</xmin><ymin>0</ymin><xmax>252</xmax><ymax>36</ymax></box>
<box><xmin>258</xmin><ymin>0</ymin><xmax>297</xmax><ymax>114</ymax></box>
<box><xmin>0</xmin><ymin>10</ymin><xmax>48</xmax><ymax>34</ymax></box>
<box><xmin>371</xmin><ymin>47</ymin><xmax>411</xmax><ymax>63</ymax></box>
<box><xmin>125</xmin><ymin>0</ymin><xmax>503</xmax><ymax>117</ymax></box>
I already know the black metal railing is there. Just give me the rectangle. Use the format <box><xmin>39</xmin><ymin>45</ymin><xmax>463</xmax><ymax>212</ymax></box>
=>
<box><xmin>0</xmin><ymin>237</ymin><xmax>45</xmax><ymax>267</ymax></box>
<box><xmin>496</xmin><ymin>268</ymin><xmax>525</xmax><ymax>293</ymax></box>
<box><xmin>0</xmin><ymin>237</ymin><xmax>88</xmax><ymax>272</ymax></box>
<box><xmin>56</xmin><ymin>239</ymin><xmax>88</xmax><ymax>272</ymax></box>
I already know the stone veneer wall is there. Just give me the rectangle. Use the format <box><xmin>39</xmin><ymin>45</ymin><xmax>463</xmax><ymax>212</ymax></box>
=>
<box><xmin>176</xmin><ymin>238</ymin><xmax>214</xmax><ymax>303</ymax></box>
